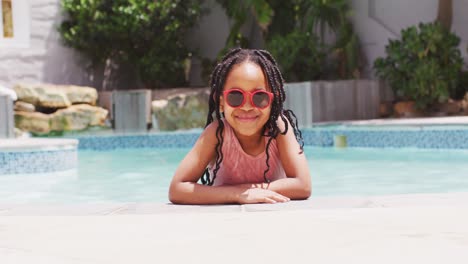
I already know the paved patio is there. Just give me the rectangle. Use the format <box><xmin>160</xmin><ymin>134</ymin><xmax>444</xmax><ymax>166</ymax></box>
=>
<box><xmin>2</xmin><ymin>116</ymin><xmax>468</xmax><ymax>263</ymax></box>
<box><xmin>1</xmin><ymin>192</ymin><xmax>468</xmax><ymax>264</ymax></box>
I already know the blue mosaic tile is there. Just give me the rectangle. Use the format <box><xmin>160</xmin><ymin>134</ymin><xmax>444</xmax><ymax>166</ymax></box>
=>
<box><xmin>77</xmin><ymin>133</ymin><xmax>199</xmax><ymax>150</ymax></box>
<box><xmin>73</xmin><ymin>126</ymin><xmax>468</xmax><ymax>150</ymax></box>
<box><xmin>3</xmin><ymin>126</ymin><xmax>468</xmax><ymax>175</ymax></box>
<box><xmin>0</xmin><ymin>149</ymin><xmax>77</xmax><ymax>174</ymax></box>
<box><xmin>301</xmin><ymin>128</ymin><xmax>468</xmax><ymax>149</ymax></box>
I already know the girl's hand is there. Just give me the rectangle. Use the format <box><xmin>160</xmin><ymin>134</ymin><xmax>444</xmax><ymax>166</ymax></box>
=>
<box><xmin>238</xmin><ymin>188</ymin><xmax>290</xmax><ymax>204</ymax></box>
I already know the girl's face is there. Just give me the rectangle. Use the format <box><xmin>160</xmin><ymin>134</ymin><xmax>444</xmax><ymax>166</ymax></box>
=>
<box><xmin>220</xmin><ymin>61</ymin><xmax>271</xmax><ymax>138</ymax></box>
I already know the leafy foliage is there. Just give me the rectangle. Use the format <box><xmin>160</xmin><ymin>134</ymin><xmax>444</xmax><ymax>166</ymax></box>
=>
<box><xmin>452</xmin><ymin>71</ymin><xmax>468</xmax><ymax>100</ymax></box>
<box><xmin>267</xmin><ymin>31</ymin><xmax>326</xmax><ymax>81</ymax></box>
<box><xmin>215</xmin><ymin>0</ymin><xmax>273</xmax><ymax>50</ymax></box>
<box><xmin>59</xmin><ymin>0</ymin><xmax>204</xmax><ymax>88</ymax></box>
<box><xmin>216</xmin><ymin>0</ymin><xmax>361</xmax><ymax>82</ymax></box>
<box><xmin>374</xmin><ymin>22</ymin><xmax>463</xmax><ymax>109</ymax></box>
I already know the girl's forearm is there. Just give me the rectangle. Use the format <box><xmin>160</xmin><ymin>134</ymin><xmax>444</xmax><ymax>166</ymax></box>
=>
<box><xmin>256</xmin><ymin>177</ymin><xmax>311</xmax><ymax>200</ymax></box>
<box><xmin>169</xmin><ymin>177</ymin><xmax>310</xmax><ymax>205</ymax></box>
<box><xmin>169</xmin><ymin>182</ymin><xmax>250</xmax><ymax>205</ymax></box>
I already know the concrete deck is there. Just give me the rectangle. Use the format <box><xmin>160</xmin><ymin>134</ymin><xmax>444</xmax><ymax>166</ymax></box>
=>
<box><xmin>2</xmin><ymin>117</ymin><xmax>468</xmax><ymax>263</ymax></box>
<box><xmin>1</xmin><ymin>192</ymin><xmax>468</xmax><ymax>264</ymax></box>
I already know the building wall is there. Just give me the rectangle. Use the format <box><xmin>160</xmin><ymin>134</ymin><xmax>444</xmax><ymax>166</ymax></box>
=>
<box><xmin>0</xmin><ymin>0</ymin><xmax>103</xmax><ymax>89</ymax></box>
<box><xmin>350</xmin><ymin>0</ymin><xmax>468</xmax><ymax>77</ymax></box>
<box><xmin>0</xmin><ymin>0</ymin><xmax>467</xmax><ymax>89</ymax></box>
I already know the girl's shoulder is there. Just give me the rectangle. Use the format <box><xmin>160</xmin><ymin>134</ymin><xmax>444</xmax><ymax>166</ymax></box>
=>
<box><xmin>203</xmin><ymin>119</ymin><xmax>232</xmax><ymax>142</ymax></box>
<box><xmin>204</xmin><ymin>119</ymin><xmax>220</xmax><ymax>134</ymax></box>
<box><xmin>204</xmin><ymin>119</ymin><xmax>231</xmax><ymax>133</ymax></box>
<box><xmin>201</xmin><ymin>120</ymin><xmax>223</xmax><ymax>143</ymax></box>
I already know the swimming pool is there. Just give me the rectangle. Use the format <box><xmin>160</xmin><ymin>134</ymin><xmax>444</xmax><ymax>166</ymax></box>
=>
<box><xmin>1</xmin><ymin>146</ymin><xmax>468</xmax><ymax>204</ymax></box>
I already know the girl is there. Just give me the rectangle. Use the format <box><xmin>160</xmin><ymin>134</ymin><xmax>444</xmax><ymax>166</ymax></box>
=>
<box><xmin>169</xmin><ymin>48</ymin><xmax>311</xmax><ymax>204</ymax></box>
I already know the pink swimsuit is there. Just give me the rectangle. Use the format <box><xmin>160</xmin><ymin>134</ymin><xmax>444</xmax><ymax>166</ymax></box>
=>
<box><xmin>210</xmin><ymin>119</ymin><xmax>286</xmax><ymax>186</ymax></box>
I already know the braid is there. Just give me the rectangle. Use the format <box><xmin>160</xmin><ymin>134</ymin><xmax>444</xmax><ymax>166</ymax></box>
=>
<box><xmin>202</xmin><ymin>48</ymin><xmax>304</xmax><ymax>185</ymax></box>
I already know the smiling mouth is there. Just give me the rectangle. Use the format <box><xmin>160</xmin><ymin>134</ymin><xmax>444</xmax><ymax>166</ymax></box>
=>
<box><xmin>235</xmin><ymin>116</ymin><xmax>258</xmax><ymax>122</ymax></box>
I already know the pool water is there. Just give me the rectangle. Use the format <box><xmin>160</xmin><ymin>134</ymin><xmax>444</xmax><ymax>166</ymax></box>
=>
<box><xmin>1</xmin><ymin>147</ymin><xmax>468</xmax><ymax>204</ymax></box>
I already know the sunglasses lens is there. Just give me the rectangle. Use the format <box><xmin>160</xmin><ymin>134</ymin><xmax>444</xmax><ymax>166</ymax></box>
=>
<box><xmin>226</xmin><ymin>90</ymin><xmax>244</xmax><ymax>107</ymax></box>
<box><xmin>252</xmin><ymin>92</ymin><xmax>271</xmax><ymax>108</ymax></box>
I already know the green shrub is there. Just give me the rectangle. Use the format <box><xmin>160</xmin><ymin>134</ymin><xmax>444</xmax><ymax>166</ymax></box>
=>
<box><xmin>59</xmin><ymin>0</ymin><xmax>204</xmax><ymax>88</ymax></box>
<box><xmin>374</xmin><ymin>22</ymin><xmax>463</xmax><ymax>109</ymax></box>
<box><xmin>215</xmin><ymin>0</ymin><xmax>360</xmax><ymax>82</ymax></box>
<box><xmin>267</xmin><ymin>31</ymin><xmax>326</xmax><ymax>81</ymax></box>
<box><xmin>453</xmin><ymin>71</ymin><xmax>468</xmax><ymax>100</ymax></box>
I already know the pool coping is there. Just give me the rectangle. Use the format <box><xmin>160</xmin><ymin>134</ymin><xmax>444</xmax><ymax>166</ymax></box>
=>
<box><xmin>0</xmin><ymin>138</ymin><xmax>78</xmax><ymax>152</ymax></box>
<box><xmin>314</xmin><ymin>116</ymin><xmax>468</xmax><ymax>126</ymax></box>
<box><xmin>1</xmin><ymin>192</ymin><xmax>467</xmax><ymax>216</ymax></box>
<box><xmin>1</xmin><ymin>198</ymin><xmax>467</xmax><ymax>264</ymax></box>
<box><xmin>0</xmin><ymin>138</ymin><xmax>79</xmax><ymax>174</ymax></box>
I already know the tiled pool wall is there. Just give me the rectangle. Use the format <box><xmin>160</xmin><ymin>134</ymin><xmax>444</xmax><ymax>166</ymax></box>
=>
<box><xmin>303</xmin><ymin>128</ymin><xmax>468</xmax><ymax>149</ymax></box>
<box><xmin>77</xmin><ymin>132</ymin><xmax>200</xmax><ymax>150</ymax></box>
<box><xmin>0</xmin><ymin>149</ymin><xmax>77</xmax><ymax>174</ymax></box>
<box><xmin>76</xmin><ymin>126</ymin><xmax>468</xmax><ymax>150</ymax></box>
<box><xmin>2</xmin><ymin>126</ymin><xmax>468</xmax><ymax>175</ymax></box>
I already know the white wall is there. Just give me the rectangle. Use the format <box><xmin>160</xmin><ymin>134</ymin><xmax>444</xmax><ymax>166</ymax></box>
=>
<box><xmin>0</xmin><ymin>0</ymin><xmax>30</xmax><ymax>48</ymax></box>
<box><xmin>184</xmin><ymin>0</ymin><xmax>230</xmax><ymax>86</ymax></box>
<box><xmin>0</xmin><ymin>0</ymin><xmax>102</xmax><ymax>89</ymax></box>
<box><xmin>350</xmin><ymin>0</ymin><xmax>468</xmax><ymax>77</ymax></box>
<box><xmin>185</xmin><ymin>0</ymin><xmax>264</xmax><ymax>86</ymax></box>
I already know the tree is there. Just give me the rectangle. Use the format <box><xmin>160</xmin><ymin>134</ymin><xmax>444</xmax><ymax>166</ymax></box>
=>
<box><xmin>59</xmin><ymin>0</ymin><xmax>204</xmax><ymax>89</ymax></box>
<box><xmin>436</xmin><ymin>0</ymin><xmax>452</xmax><ymax>30</ymax></box>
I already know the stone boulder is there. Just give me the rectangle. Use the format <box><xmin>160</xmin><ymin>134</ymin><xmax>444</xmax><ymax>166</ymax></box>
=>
<box><xmin>378</xmin><ymin>102</ymin><xmax>393</xmax><ymax>118</ymax></box>
<box><xmin>460</xmin><ymin>92</ymin><xmax>468</xmax><ymax>115</ymax></box>
<box><xmin>393</xmin><ymin>101</ymin><xmax>425</xmax><ymax>117</ymax></box>
<box><xmin>13</xmin><ymin>83</ymin><xmax>98</xmax><ymax>108</ymax></box>
<box><xmin>14</xmin><ymin>101</ymin><xmax>35</xmax><ymax>112</ymax></box>
<box><xmin>15</xmin><ymin>104</ymin><xmax>108</xmax><ymax>135</ymax></box>
<box><xmin>433</xmin><ymin>99</ymin><xmax>461</xmax><ymax>115</ymax></box>
<box><xmin>12</xmin><ymin>83</ymin><xmax>105</xmax><ymax>135</ymax></box>
<box><xmin>152</xmin><ymin>90</ymin><xmax>209</xmax><ymax>130</ymax></box>
<box><xmin>15</xmin><ymin>111</ymin><xmax>51</xmax><ymax>134</ymax></box>
<box><xmin>61</xmin><ymin>85</ymin><xmax>98</xmax><ymax>105</ymax></box>
<box><xmin>51</xmin><ymin>104</ymin><xmax>108</xmax><ymax>131</ymax></box>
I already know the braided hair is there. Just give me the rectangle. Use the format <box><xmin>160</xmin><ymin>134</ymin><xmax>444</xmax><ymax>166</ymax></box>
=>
<box><xmin>201</xmin><ymin>48</ymin><xmax>304</xmax><ymax>185</ymax></box>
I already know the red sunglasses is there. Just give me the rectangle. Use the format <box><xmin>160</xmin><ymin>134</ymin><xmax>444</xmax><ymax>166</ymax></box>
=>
<box><xmin>223</xmin><ymin>89</ymin><xmax>274</xmax><ymax>109</ymax></box>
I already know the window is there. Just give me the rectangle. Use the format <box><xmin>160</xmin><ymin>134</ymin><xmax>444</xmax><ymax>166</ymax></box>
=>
<box><xmin>0</xmin><ymin>0</ymin><xmax>29</xmax><ymax>48</ymax></box>
<box><xmin>2</xmin><ymin>0</ymin><xmax>13</xmax><ymax>38</ymax></box>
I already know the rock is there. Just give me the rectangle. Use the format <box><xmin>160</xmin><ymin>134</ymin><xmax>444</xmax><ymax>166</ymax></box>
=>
<box><xmin>51</xmin><ymin>104</ymin><xmax>108</xmax><ymax>131</ymax></box>
<box><xmin>13</xmin><ymin>83</ymin><xmax>99</xmax><ymax>108</ymax></box>
<box><xmin>460</xmin><ymin>98</ymin><xmax>468</xmax><ymax>115</ymax></box>
<box><xmin>61</xmin><ymin>85</ymin><xmax>98</xmax><ymax>105</ymax></box>
<box><xmin>393</xmin><ymin>101</ymin><xmax>424</xmax><ymax>118</ymax></box>
<box><xmin>14</xmin><ymin>128</ymin><xmax>28</xmax><ymax>138</ymax></box>
<box><xmin>14</xmin><ymin>105</ymin><xmax>108</xmax><ymax>134</ymax></box>
<box><xmin>434</xmin><ymin>100</ymin><xmax>461</xmax><ymax>115</ymax></box>
<box><xmin>14</xmin><ymin>101</ymin><xmax>35</xmax><ymax>112</ymax></box>
<box><xmin>14</xmin><ymin>83</ymin><xmax>71</xmax><ymax>108</ymax></box>
<box><xmin>379</xmin><ymin>102</ymin><xmax>393</xmax><ymax>117</ymax></box>
<box><xmin>152</xmin><ymin>99</ymin><xmax>168</xmax><ymax>109</ymax></box>
<box><xmin>14</xmin><ymin>111</ymin><xmax>51</xmax><ymax>134</ymax></box>
<box><xmin>152</xmin><ymin>90</ymin><xmax>209</xmax><ymax>130</ymax></box>
<box><xmin>12</xmin><ymin>83</ymin><xmax>40</xmax><ymax>105</ymax></box>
